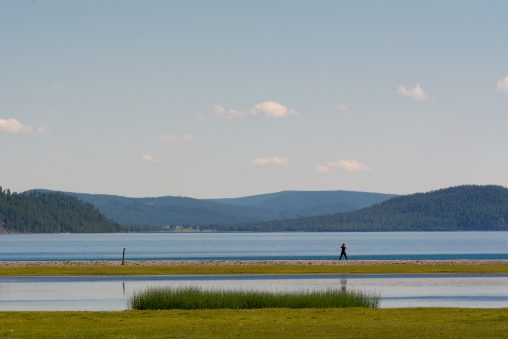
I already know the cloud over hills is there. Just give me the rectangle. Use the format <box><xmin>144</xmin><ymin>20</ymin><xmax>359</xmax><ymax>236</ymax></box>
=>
<box><xmin>252</xmin><ymin>156</ymin><xmax>290</xmax><ymax>167</ymax></box>
<box><xmin>160</xmin><ymin>134</ymin><xmax>194</xmax><ymax>142</ymax></box>
<box><xmin>204</xmin><ymin>101</ymin><xmax>298</xmax><ymax>119</ymax></box>
<box><xmin>0</xmin><ymin>118</ymin><xmax>48</xmax><ymax>134</ymax></box>
<box><xmin>141</xmin><ymin>154</ymin><xmax>166</xmax><ymax>166</ymax></box>
<box><xmin>396</xmin><ymin>84</ymin><xmax>428</xmax><ymax>101</ymax></box>
<box><xmin>497</xmin><ymin>75</ymin><xmax>508</xmax><ymax>93</ymax></box>
<box><xmin>316</xmin><ymin>160</ymin><xmax>371</xmax><ymax>173</ymax></box>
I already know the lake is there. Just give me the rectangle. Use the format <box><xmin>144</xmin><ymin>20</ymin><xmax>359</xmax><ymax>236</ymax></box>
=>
<box><xmin>0</xmin><ymin>232</ymin><xmax>507</xmax><ymax>261</ymax></box>
<box><xmin>2</xmin><ymin>232</ymin><xmax>507</xmax><ymax>311</ymax></box>
<box><xmin>1</xmin><ymin>274</ymin><xmax>507</xmax><ymax>310</ymax></box>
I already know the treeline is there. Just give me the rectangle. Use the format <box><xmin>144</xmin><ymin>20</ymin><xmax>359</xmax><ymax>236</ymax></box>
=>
<box><xmin>0</xmin><ymin>187</ymin><xmax>123</xmax><ymax>233</ymax></box>
<box><xmin>213</xmin><ymin>185</ymin><xmax>508</xmax><ymax>231</ymax></box>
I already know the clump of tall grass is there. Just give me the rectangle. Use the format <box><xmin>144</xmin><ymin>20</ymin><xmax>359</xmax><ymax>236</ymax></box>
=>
<box><xmin>130</xmin><ymin>287</ymin><xmax>379</xmax><ymax>310</ymax></box>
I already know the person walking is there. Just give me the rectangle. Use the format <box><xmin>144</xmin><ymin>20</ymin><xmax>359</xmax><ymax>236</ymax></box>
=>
<box><xmin>339</xmin><ymin>243</ymin><xmax>347</xmax><ymax>260</ymax></box>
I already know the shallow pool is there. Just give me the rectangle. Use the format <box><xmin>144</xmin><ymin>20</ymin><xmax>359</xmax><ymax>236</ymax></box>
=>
<box><xmin>1</xmin><ymin>274</ymin><xmax>507</xmax><ymax>310</ymax></box>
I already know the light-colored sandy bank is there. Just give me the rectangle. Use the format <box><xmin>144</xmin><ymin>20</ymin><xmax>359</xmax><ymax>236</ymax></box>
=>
<box><xmin>1</xmin><ymin>259</ymin><xmax>507</xmax><ymax>268</ymax></box>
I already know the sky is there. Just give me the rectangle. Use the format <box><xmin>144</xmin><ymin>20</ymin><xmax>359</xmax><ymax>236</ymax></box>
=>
<box><xmin>1</xmin><ymin>1</ymin><xmax>508</xmax><ymax>198</ymax></box>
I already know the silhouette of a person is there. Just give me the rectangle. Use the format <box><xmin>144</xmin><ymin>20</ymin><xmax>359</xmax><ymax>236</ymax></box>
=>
<box><xmin>339</xmin><ymin>243</ymin><xmax>347</xmax><ymax>260</ymax></box>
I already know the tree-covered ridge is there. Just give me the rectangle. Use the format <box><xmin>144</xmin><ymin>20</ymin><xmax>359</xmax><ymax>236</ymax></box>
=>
<box><xmin>0</xmin><ymin>187</ymin><xmax>123</xmax><ymax>233</ymax></box>
<box><xmin>217</xmin><ymin>185</ymin><xmax>508</xmax><ymax>231</ymax></box>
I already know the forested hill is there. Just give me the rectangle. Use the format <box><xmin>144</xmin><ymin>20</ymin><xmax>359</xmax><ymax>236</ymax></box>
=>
<box><xmin>0</xmin><ymin>187</ymin><xmax>123</xmax><ymax>233</ymax></box>
<box><xmin>217</xmin><ymin>185</ymin><xmax>508</xmax><ymax>231</ymax></box>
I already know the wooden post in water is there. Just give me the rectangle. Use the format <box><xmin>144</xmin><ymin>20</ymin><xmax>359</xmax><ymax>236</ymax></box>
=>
<box><xmin>122</xmin><ymin>248</ymin><xmax>126</xmax><ymax>265</ymax></box>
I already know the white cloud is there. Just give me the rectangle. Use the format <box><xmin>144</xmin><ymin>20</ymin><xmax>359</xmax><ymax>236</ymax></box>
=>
<box><xmin>0</xmin><ymin>118</ymin><xmax>50</xmax><ymax>134</ymax></box>
<box><xmin>316</xmin><ymin>160</ymin><xmax>371</xmax><ymax>173</ymax></box>
<box><xmin>338</xmin><ymin>160</ymin><xmax>371</xmax><ymax>172</ymax></box>
<box><xmin>250</xmin><ymin>101</ymin><xmax>298</xmax><ymax>118</ymax></box>
<box><xmin>141</xmin><ymin>154</ymin><xmax>166</xmax><ymax>166</ymax></box>
<box><xmin>316</xmin><ymin>162</ymin><xmax>341</xmax><ymax>173</ymax></box>
<box><xmin>251</xmin><ymin>156</ymin><xmax>290</xmax><ymax>167</ymax></box>
<box><xmin>51</xmin><ymin>84</ymin><xmax>65</xmax><ymax>91</ymax></box>
<box><xmin>160</xmin><ymin>134</ymin><xmax>194</xmax><ymax>142</ymax></box>
<box><xmin>0</xmin><ymin>118</ymin><xmax>34</xmax><ymax>134</ymax></box>
<box><xmin>315</xmin><ymin>164</ymin><xmax>334</xmax><ymax>173</ymax></box>
<box><xmin>204</xmin><ymin>101</ymin><xmax>298</xmax><ymax>119</ymax></box>
<box><xmin>497</xmin><ymin>75</ymin><xmax>508</xmax><ymax>93</ymax></box>
<box><xmin>396</xmin><ymin>84</ymin><xmax>428</xmax><ymax>101</ymax></box>
<box><xmin>207</xmin><ymin>105</ymin><xmax>244</xmax><ymax>118</ymax></box>
<box><xmin>333</xmin><ymin>104</ymin><xmax>350</xmax><ymax>112</ymax></box>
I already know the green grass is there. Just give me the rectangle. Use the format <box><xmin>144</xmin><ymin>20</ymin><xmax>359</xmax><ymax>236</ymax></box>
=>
<box><xmin>0</xmin><ymin>308</ymin><xmax>507</xmax><ymax>338</ymax></box>
<box><xmin>1</xmin><ymin>263</ymin><xmax>508</xmax><ymax>276</ymax></box>
<box><xmin>130</xmin><ymin>286</ymin><xmax>379</xmax><ymax>310</ymax></box>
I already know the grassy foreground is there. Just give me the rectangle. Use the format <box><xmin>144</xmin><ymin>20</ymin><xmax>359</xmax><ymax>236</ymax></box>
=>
<box><xmin>0</xmin><ymin>308</ymin><xmax>507</xmax><ymax>338</ymax></box>
<box><xmin>1</xmin><ymin>263</ymin><xmax>508</xmax><ymax>276</ymax></box>
<box><xmin>130</xmin><ymin>287</ymin><xmax>379</xmax><ymax>310</ymax></box>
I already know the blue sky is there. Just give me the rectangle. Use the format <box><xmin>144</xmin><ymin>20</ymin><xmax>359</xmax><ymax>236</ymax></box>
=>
<box><xmin>1</xmin><ymin>1</ymin><xmax>507</xmax><ymax>198</ymax></box>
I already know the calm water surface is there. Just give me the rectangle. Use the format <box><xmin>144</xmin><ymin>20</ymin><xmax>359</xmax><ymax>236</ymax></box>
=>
<box><xmin>1</xmin><ymin>232</ymin><xmax>507</xmax><ymax>261</ymax></box>
<box><xmin>2</xmin><ymin>232</ymin><xmax>506</xmax><ymax>311</ymax></box>
<box><xmin>1</xmin><ymin>274</ymin><xmax>507</xmax><ymax>311</ymax></box>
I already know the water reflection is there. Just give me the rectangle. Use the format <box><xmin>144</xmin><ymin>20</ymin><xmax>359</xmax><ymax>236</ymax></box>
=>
<box><xmin>340</xmin><ymin>279</ymin><xmax>347</xmax><ymax>293</ymax></box>
<box><xmin>1</xmin><ymin>274</ymin><xmax>507</xmax><ymax>311</ymax></box>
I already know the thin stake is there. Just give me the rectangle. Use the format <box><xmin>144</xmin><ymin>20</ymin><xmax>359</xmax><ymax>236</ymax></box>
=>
<box><xmin>122</xmin><ymin>247</ymin><xmax>126</xmax><ymax>265</ymax></box>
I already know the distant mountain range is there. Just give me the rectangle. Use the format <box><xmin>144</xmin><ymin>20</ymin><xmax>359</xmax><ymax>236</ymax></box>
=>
<box><xmin>46</xmin><ymin>190</ymin><xmax>395</xmax><ymax>228</ymax></box>
<box><xmin>9</xmin><ymin>185</ymin><xmax>508</xmax><ymax>233</ymax></box>
<box><xmin>220</xmin><ymin>185</ymin><xmax>508</xmax><ymax>232</ymax></box>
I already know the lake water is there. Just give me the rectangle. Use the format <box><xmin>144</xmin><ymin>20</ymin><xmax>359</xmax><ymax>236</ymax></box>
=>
<box><xmin>1</xmin><ymin>274</ymin><xmax>507</xmax><ymax>310</ymax></box>
<box><xmin>0</xmin><ymin>232</ymin><xmax>507</xmax><ymax>261</ymax></box>
<box><xmin>2</xmin><ymin>232</ymin><xmax>507</xmax><ymax>311</ymax></box>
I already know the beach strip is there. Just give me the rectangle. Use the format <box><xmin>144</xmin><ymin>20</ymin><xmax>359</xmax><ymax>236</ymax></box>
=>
<box><xmin>1</xmin><ymin>259</ymin><xmax>508</xmax><ymax>275</ymax></box>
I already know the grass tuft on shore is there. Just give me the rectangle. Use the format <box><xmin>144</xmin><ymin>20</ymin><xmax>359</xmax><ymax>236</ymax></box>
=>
<box><xmin>130</xmin><ymin>287</ymin><xmax>379</xmax><ymax>310</ymax></box>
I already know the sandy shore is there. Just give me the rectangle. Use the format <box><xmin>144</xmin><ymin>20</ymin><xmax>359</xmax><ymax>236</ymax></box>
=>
<box><xmin>1</xmin><ymin>259</ymin><xmax>507</xmax><ymax>268</ymax></box>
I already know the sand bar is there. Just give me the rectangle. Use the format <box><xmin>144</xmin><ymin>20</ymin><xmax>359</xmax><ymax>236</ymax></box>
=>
<box><xmin>1</xmin><ymin>259</ymin><xmax>507</xmax><ymax>268</ymax></box>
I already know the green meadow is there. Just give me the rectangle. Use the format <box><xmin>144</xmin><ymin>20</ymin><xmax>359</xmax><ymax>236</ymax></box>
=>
<box><xmin>1</xmin><ymin>308</ymin><xmax>507</xmax><ymax>338</ymax></box>
<box><xmin>1</xmin><ymin>263</ymin><xmax>507</xmax><ymax>337</ymax></box>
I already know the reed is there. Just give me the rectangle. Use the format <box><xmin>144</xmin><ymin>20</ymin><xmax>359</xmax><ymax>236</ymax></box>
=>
<box><xmin>130</xmin><ymin>287</ymin><xmax>379</xmax><ymax>310</ymax></box>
